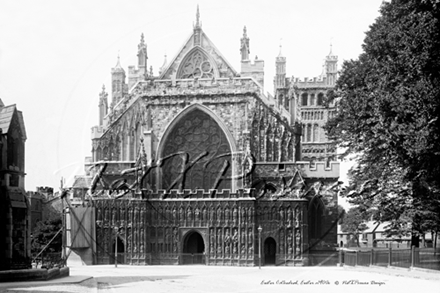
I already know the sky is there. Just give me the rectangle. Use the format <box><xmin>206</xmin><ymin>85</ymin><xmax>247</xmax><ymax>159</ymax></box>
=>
<box><xmin>0</xmin><ymin>0</ymin><xmax>384</xmax><ymax>200</ymax></box>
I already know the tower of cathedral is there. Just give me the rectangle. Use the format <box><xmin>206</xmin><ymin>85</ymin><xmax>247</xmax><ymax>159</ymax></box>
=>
<box><xmin>71</xmin><ymin>8</ymin><xmax>339</xmax><ymax>267</ymax></box>
<box><xmin>293</xmin><ymin>46</ymin><xmax>339</xmax><ymax>165</ymax></box>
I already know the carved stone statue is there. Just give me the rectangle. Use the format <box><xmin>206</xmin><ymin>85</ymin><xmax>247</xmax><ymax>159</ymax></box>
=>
<box><xmin>202</xmin><ymin>207</ymin><xmax>207</xmax><ymax>222</ymax></box>
<box><xmin>295</xmin><ymin>229</ymin><xmax>301</xmax><ymax>256</ymax></box>
<box><xmin>97</xmin><ymin>208</ymin><xmax>102</xmax><ymax>222</ymax></box>
<box><xmin>225</xmin><ymin>207</ymin><xmax>230</xmax><ymax>223</ymax></box>
<box><xmin>104</xmin><ymin>208</ymin><xmax>109</xmax><ymax>224</ymax></box>
<box><xmin>217</xmin><ymin>207</ymin><xmax>223</xmax><ymax>225</ymax></box>
<box><xmin>140</xmin><ymin>207</ymin><xmax>146</xmax><ymax>226</ymax></box>
<box><xmin>128</xmin><ymin>208</ymin><xmax>133</xmax><ymax>225</ymax></box>
<box><xmin>224</xmin><ymin>229</ymin><xmax>231</xmax><ymax>245</ymax></box>
<box><xmin>233</xmin><ymin>207</ymin><xmax>238</xmax><ymax>224</ymax></box>
<box><xmin>217</xmin><ymin>228</ymin><xmax>222</xmax><ymax>246</ymax></box>
<box><xmin>179</xmin><ymin>206</ymin><xmax>184</xmax><ymax>221</ymax></box>
<box><xmin>134</xmin><ymin>206</ymin><xmax>139</xmax><ymax>225</ymax></box>
<box><xmin>225</xmin><ymin>244</ymin><xmax>230</xmax><ymax>255</ymax></box>
<box><xmin>210</xmin><ymin>207</ymin><xmax>215</xmax><ymax>223</ymax></box>
<box><xmin>210</xmin><ymin>228</ymin><xmax>215</xmax><ymax>244</ymax></box>
<box><xmin>120</xmin><ymin>207</ymin><xmax>125</xmax><ymax>225</ymax></box>
<box><xmin>240</xmin><ymin>228</ymin><xmax>246</xmax><ymax>244</ymax></box>
<box><xmin>279</xmin><ymin>208</ymin><xmax>284</xmax><ymax>224</ymax></box>
<box><xmin>287</xmin><ymin>229</ymin><xmax>293</xmax><ymax>255</ymax></box>
<box><xmin>247</xmin><ymin>207</ymin><xmax>252</xmax><ymax>223</ymax></box>
<box><xmin>295</xmin><ymin>208</ymin><xmax>300</xmax><ymax>228</ymax></box>
<box><xmin>195</xmin><ymin>207</ymin><xmax>200</xmax><ymax>222</ymax></box>
<box><xmin>112</xmin><ymin>209</ymin><xmax>117</xmax><ymax>226</ymax></box>
<box><xmin>172</xmin><ymin>207</ymin><xmax>177</xmax><ymax>222</ymax></box>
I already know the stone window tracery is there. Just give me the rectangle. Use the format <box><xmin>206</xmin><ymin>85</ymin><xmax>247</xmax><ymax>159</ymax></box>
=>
<box><xmin>161</xmin><ymin>109</ymin><xmax>232</xmax><ymax>191</ymax></box>
<box><xmin>310</xmin><ymin>94</ymin><xmax>316</xmax><ymax>106</ymax></box>
<box><xmin>178</xmin><ymin>50</ymin><xmax>215</xmax><ymax>79</ymax></box>
<box><xmin>317</xmin><ymin>93</ymin><xmax>324</xmax><ymax>106</ymax></box>
<box><xmin>301</xmin><ymin>93</ymin><xmax>308</xmax><ymax>106</ymax></box>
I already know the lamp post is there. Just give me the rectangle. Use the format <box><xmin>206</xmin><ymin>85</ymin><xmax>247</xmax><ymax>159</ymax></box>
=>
<box><xmin>114</xmin><ymin>226</ymin><xmax>119</xmax><ymax>268</ymax></box>
<box><xmin>60</xmin><ymin>188</ymin><xmax>68</xmax><ymax>267</ymax></box>
<box><xmin>258</xmin><ymin>225</ymin><xmax>263</xmax><ymax>269</ymax></box>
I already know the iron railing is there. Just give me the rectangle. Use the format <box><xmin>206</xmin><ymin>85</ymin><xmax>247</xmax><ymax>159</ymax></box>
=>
<box><xmin>340</xmin><ymin>247</ymin><xmax>440</xmax><ymax>271</ymax></box>
<box><xmin>180</xmin><ymin>253</ymin><xmax>206</xmax><ymax>265</ymax></box>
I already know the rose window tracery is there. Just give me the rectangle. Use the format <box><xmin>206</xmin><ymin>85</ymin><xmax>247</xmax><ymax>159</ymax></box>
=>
<box><xmin>178</xmin><ymin>50</ymin><xmax>215</xmax><ymax>79</ymax></box>
<box><xmin>161</xmin><ymin>109</ymin><xmax>231</xmax><ymax>191</ymax></box>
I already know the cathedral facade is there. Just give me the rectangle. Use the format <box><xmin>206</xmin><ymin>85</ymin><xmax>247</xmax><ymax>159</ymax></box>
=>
<box><xmin>71</xmin><ymin>9</ymin><xmax>340</xmax><ymax>266</ymax></box>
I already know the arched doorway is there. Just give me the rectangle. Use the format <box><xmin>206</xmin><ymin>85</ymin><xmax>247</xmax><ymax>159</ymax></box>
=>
<box><xmin>182</xmin><ymin>231</ymin><xmax>205</xmax><ymax>265</ymax></box>
<box><xmin>264</xmin><ymin>237</ymin><xmax>276</xmax><ymax>265</ymax></box>
<box><xmin>112</xmin><ymin>236</ymin><xmax>125</xmax><ymax>265</ymax></box>
<box><xmin>309</xmin><ymin>197</ymin><xmax>324</xmax><ymax>244</ymax></box>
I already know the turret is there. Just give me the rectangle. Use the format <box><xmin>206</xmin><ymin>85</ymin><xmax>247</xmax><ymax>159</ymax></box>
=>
<box><xmin>274</xmin><ymin>43</ymin><xmax>286</xmax><ymax>89</ymax></box>
<box><xmin>111</xmin><ymin>55</ymin><xmax>127</xmax><ymax>107</ymax></box>
<box><xmin>137</xmin><ymin>33</ymin><xmax>148</xmax><ymax>79</ymax></box>
<box><xmin>240</xmin><ymin>27</ymin><xmax>264</xmax><ymax>89</ymax></box>
<box><xmin>159</xmin><ymin>54</ymin><xmax>168</xmax><ymax>75</ymax></box>
<box><xmin>325</xmin><ymin>44</ymin><xmax>338</xmax><ymax>86</ymax></box>
<box><xmin>98</xmin><ymin>85</ymin><xmax>108</xmax><ymax>126</ymax></box>
<box><xmin>240</xmin><ymin>26</ymin><xmax>250</xmax><ymax>61</ymax></box>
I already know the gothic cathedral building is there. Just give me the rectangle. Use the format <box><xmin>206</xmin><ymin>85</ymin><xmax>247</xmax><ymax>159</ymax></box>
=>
<box><xmin>71</xmin><ymin>8</ymin><xmax>340</xmax><ymax>266</ymax></box>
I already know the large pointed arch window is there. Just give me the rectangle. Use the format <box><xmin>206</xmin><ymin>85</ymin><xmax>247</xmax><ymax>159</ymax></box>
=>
<box><xmin>160</xmin><ymin>108</ymin><xmax>232</xmax><ymax>191</ymax></box>
<box><xmin>177</xmin><ymin>49</ymin><xmax>215</xmax><ymax>79</ymax></box>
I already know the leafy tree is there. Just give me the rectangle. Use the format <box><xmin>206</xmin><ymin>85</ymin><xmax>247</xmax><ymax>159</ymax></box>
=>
<box><xmin>338</xmin><ymin>205</ymin><xmax>346</xmax><ymax>224</ymax></box>
<box><xmin>341</xmin><ymin>207</ymin><xmax>370</xmax><ymax>247</ymax></box>
<box><xmin>325</xmin><ymin>0</ymin><xmax>440</xmax><ymax>246</ymax></box>
<box><xmin>31</xmin><ymin>216</ymin><xmax>62</xmax><ymax>258</ymax></box>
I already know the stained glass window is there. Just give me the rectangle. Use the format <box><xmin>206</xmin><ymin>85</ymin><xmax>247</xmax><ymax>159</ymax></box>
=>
<box><xmin>161</xmin><ymin>109</ymin><xmax>231</xmax><ymax>191</ymax></box>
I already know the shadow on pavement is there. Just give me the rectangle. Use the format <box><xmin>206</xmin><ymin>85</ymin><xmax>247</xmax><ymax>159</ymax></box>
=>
<box><xmin>95</xmin><ymin>275</ymin><xmax>189</xmax><ymax>289</ymax></box>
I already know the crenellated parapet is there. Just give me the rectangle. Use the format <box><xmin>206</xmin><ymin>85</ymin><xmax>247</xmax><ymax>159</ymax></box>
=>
<box><xmin>293</xmin><ymin>77</ymin><xmax>332</xmax><ymax>89</ymax></box>
<box><xmin>296</xmin><ymin>161</ymin><xmax>339</xmax><ymax>179</ymax></box>
<box><xmin>91</xmin><ymin>125</ymin><xmax>105</xmax><ymax>139</ymax></box>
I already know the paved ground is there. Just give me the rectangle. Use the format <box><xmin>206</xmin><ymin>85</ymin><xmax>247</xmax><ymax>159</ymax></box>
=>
<box><xmin>1</xmin><ymin>264</ymin><xmax>439</xmax><ymax>293</ymax></box>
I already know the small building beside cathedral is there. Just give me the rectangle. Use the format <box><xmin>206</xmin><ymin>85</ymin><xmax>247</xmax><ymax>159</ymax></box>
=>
<box><xmin>70</xmin><ymin>8</ymin><xmax>340</xmax><ymax>266</ymax></box>
<box><xmin>0</xmin><ymin>99</ymin><xmax>30</xmax><ymax>270</ymax></box>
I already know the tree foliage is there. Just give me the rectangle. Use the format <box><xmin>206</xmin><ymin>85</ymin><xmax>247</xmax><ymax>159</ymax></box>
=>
<box><xmin>326</xmin><ymin>0</ymin><xmax>440</xmax><ymax>241</ymax></box>
<box><xmin>341</xmin><ymin>207</ymin><xmax>370</xmax><ymax>247</ymax></box>
<box><xmin>31</xmin><ymin>216</ymin><xmax>62</xmax><ymax>256</ymax></box>
<box><xmin>338</xmin><ymin>205</ymin><xmax>347</xmax><ymax>224</ymax></box>
<box><xmin>341</xmin><ymin>207</ymin><xmax>369</xmax><ymax>234</ymax></box>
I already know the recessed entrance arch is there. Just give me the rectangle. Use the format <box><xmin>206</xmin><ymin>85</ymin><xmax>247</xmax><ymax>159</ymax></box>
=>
<box><xmin>264</xmin><ymin>237</ymin><xmax>276</xmax><ymax>265</ymax></box>
<box><xmin>182</xmin><ymin>231</ymin><xmax>205</xmax><ymax>265</ymax></box>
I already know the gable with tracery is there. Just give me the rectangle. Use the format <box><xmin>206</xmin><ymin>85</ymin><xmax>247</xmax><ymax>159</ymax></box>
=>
<box><xmin>176</xmin><ymin>48</ymin><xmax>218</xmax><ymax>79</ymax></box>
<box><xmin>160</xmin><ymin>30</ymin><xmax>237</xmax><ymax>80</ymax></box>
